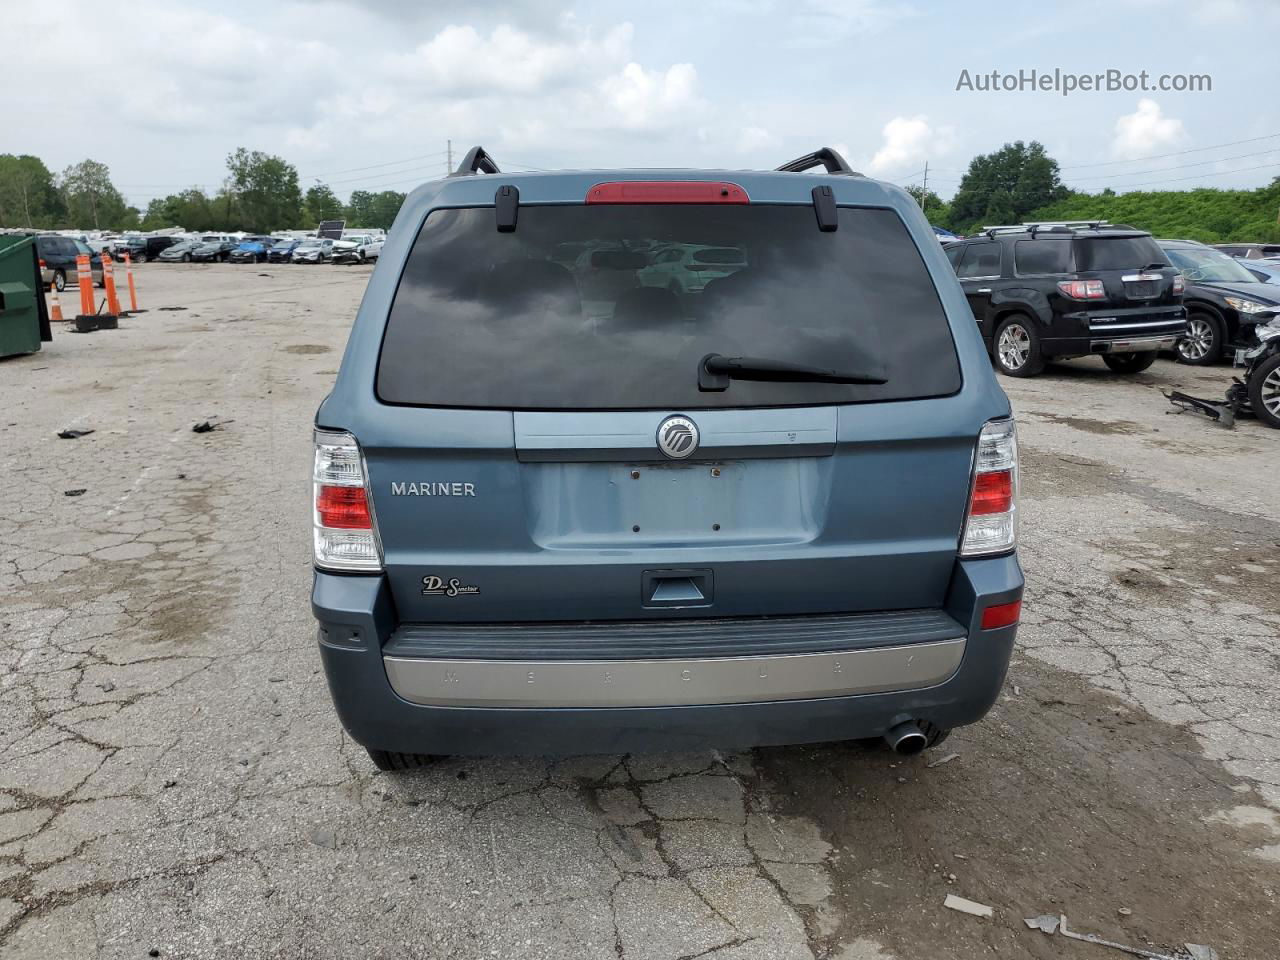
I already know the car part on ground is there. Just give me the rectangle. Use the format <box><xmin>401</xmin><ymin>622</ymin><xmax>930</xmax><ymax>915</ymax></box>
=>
<box><xmin>949</xmin><ymin>221</ymin><xmax>1186</xmax><ymax>377</ymax></box>
<box><xmin>1164</xmin><ymin>308</ymin><xmax>1280</xmax><ymax>428</ymax></box>
<box><xmin>310</xmin><ymin>144</ymin><xmax>1023</xmax><ymax>767</ymax></box>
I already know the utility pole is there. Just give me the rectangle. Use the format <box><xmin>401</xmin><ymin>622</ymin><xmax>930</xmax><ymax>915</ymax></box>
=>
<box><xmin>920</xmin><ymin>161</ymin><xmax>929</xmax><ymax>216</ymax></box>
<box><xmin>446</xmin><ymin>140</ymin><xmax>452</xmax><ymax>176</ymax></box>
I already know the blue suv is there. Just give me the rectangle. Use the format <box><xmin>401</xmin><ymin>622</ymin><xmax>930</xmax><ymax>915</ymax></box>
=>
<box><xmin>311</xmin><ymin>146</ymin><xmax>1024</xmax><ymax>770</ymax></box>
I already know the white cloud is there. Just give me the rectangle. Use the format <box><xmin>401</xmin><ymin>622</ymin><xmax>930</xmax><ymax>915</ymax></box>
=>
<box><xmin>600</xmin><ymin>63</ymin><xmax>699</xmax><ymax>130</ymax></box>
<box><xmin>865</xmin><ymin>115</ymin><xmax>955</xmax><ymax>177</ymax></box>
<box><xmin>736</xmin><ymin>126</ymin><xmax>780</xmax><ymax>153</ymax></box>
<box><xmin>1111</xmin><ymin>99</ymin><xmax>1186</xmax><ymax>159</ymax></box>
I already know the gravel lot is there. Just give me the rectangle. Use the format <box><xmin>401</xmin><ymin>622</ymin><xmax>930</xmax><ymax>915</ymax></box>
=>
<box><xmin>1</xmin><ymin>263</ymin><xmax>1277</xmax><ymax>959</ymax></box>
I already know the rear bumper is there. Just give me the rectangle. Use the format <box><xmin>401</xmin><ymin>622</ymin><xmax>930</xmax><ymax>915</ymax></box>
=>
<box><xmin>1043</xmin><ymin>306</ymin><xmax>1186</xmax><ymax>357</ymax></box>
<box><xmin>312</xmin><ymin>554</ymin><xmax>1022</xmax><ymax>756</ymax></box>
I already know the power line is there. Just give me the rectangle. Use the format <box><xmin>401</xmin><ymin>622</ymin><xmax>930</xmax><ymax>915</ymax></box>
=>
<box><xmin>1076</xmin><ymin>161</ymin><xmax>1280</xmax><ymax>190</ymax></box>
<box><xmin>1067</xmin><ymin>147</ymin><xmax>1280</xmax><ymax>182</ymax></box>
<box><xmin>300</xmin><ymin>150</ymin><xmax>447</xmax><ymax>181</ymax></box>
<box><xmin>1059</xmin><ymin>132</ymin><xmax>1280</xmax><ymax>169</ymax></box>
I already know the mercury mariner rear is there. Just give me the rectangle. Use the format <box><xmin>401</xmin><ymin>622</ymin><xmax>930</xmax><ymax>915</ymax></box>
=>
<box><xmin>311</xmin><ymin>147</ymin><xmax>1024</xmax><ymax>769</ymax></box>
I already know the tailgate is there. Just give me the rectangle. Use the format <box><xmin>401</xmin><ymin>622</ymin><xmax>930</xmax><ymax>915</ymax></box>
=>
<box><xmin>366</xmin><ymin>402</ymin><xmax>975</xmax><ymax>623</ymax></box>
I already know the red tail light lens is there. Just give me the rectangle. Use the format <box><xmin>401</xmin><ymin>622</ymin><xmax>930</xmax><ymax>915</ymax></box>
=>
<box><xmin>316</xmin><ymin>484</ymin><xmax>371</xmax><ymax>529</ymax></box>
<box><xmin>970</xmin><ymin>470</ymin><xmax>1013</xmax><ymax>515</ymax></box>
<box><xmin>1057</xmin><ymin>279</ymin><xmax>1105</xmax><ymax>300</ymax></box>
<box><xmin>586</xmin><ymin>181</ymin><xmax>749</xmax><ymax>204</ymax></box>
<box><xmin>1172</xmin><ymin>275</ymin><xmax>1185</xmax><ymax>295</ymax></box>
<box><xmin>981</xmin><ymin>599</ymin><xmax>1022</xmax><ymax>630</ymax></box>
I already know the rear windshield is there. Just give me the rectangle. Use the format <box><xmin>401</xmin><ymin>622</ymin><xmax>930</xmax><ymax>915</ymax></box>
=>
<box><xmin>377</xmin><ymin>204</ymin><xmax>960</xmax><ymax>410</ymax></box>
<box><xmin>1074</xmin><ymin>235</ymin><xmax>1165</xmax><ymax>272</ymax></box>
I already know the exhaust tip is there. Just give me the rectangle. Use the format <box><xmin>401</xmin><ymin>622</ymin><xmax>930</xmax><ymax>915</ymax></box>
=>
<box><xmin>884</xmin><ymin>720</ymin><xmax>928</xmax><ymax>756</ymax></box>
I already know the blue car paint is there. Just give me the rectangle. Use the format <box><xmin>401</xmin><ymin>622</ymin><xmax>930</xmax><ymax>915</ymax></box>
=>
<box><xmin>312</xmin><ymin>168</ymin><xmax>1023</xmax><ymax>757</ymax></box>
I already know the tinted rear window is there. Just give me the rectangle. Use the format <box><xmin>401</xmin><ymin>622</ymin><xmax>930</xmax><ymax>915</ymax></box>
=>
<box><xmin>1074</xmin><ymin>235</ymin><xmax>1165</xmax><ymax>271</ymax></box>
<box><xmin>376</xmin><ymin>205</ymin><xmax>960</xmax><ymax>410</ymax></box>
<box><xmin>1015</xmin><ymin>239</ymin><xmax>1072</xmax><ymax>275</ymax></box>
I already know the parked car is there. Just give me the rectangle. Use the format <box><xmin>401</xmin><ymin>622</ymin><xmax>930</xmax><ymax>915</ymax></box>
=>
<box><xmin>111</xmin><ymin>235</ymin><xmax>183</xmax><ymax>263</ymax></box>
<box><xmin>637</xmin><ymin>243</ymin><xmax>747</xmax><ymax>294</ymax></box>
<box><xmin>357</xmin><ymin>236</ymin><xmax>384</xmax><ymax>262</ymax></box>
<box><xmin>36</xmin><ymin>235</ymin><xmax>103</xmax><ymax>290</ymax></box>
<box><xmin>1213</xmin><ymin>243</ymin><xmax>1280</xmax><ymax>261</ymax></box>
<box><xmin>291</xmin><ymin>238</ymin><xmax>333</xmax><ymax>263</ymax></box>
<box><xmin>267</xmin><ymin>238</ymin><xmax>301</xmax><ymax>263</ymax></box>
<box><xmin>1242</xmin><ymin>259</ymin><xmax>1280</xmax><ymax>286</ymax></box>
<box><xmin>156</xmin><ymin>240</ymin><xmax>203</xmax><ymax>263</ymax></box>
<box><xmin>332</xmin><ymin>234</ymin><xmax>376</xmax><ymax>264</ymax></box>
<box><xmin>228</xmin><ymin>237</ymin><xmax>275</xmax><ymax>264</ymax></box>
<box><xmin>1158</xmin><ymin>239</ymin><xmax>1280</xmax><ymax>364</ymax></box>
<box><xmin>947</xmin><ymin>221</ymin><xmax>1186</xmax><ymax>376</ymax></box>
<box><xmin>310</xmin><ymin>144</ymin><xmax>1023</xmax><ymax>770</ymax></box>
<box><xmin>191</xmin><ymin>240</ymin><xmax>238</xmax><ymax>263</ymax></box>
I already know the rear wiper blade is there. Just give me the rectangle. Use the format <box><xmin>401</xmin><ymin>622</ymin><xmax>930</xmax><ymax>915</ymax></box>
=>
<box><xmin>698</xmin><ymin>352</ymin><xmax>887</xmax><ymax>392</ymax></box>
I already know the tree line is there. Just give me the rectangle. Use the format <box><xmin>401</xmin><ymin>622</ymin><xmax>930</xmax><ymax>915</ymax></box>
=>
<box><xmin>5</xmin><ymin>141</ymin><xmax>1278</xmax><ymax>242</ymax></box>
<box><xmin>909</xmin><ymin>140</ymin><xmax>1280</xmax><ymax>242</ymax></box>
<box><xmin>0</xmin><ymin>149</ymin><xmax>406</xmax><ymax>234</ymax></box>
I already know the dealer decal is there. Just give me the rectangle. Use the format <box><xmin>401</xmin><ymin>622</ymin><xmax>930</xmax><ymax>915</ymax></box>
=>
<box><xmin>422</xmin><ymin>576</ymin><xmax>480</xmax><ymax>597</ymax></box>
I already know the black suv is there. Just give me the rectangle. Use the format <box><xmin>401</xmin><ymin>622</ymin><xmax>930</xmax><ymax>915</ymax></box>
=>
<box><xmin>111</xmin><ymin>235</ymin><xmax>182</xmax><ymax>262</ymax></box>
<box><xmin>947</xmin><ymin>221</ymin><xmax>1186</xmax><ymax>377</ymax></box>
<box><xmin>1157</xmin><ymin>239</ymin><xmax>1280</xmax><ymax>365</ymax></box>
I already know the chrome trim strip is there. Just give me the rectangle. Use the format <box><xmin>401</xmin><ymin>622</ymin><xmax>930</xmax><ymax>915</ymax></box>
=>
<box><xmin>1089</xmin><ymin>320</ymin><xmax>1184</xmax><ymax>330</ymax></box>
<box><xmin>1121</xmin><ymin>273</ymin><xmax>1163</xmax><ymax>282</ymax></box>
<box><xmin>384</xmin><ymin>639</ymin><xmax>966</xmax><ymax>708</ymax></box>
<box><xmin>1090</xmin><ymin>335</ymin><xmax>1178</xmax><ymax>353</ymax></box>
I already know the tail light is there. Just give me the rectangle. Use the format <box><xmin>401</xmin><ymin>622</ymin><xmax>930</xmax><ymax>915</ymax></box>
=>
<box><xmin>313</xmin><ymin>429</ymin><xmax>382</xmax><ymax>571</ymax></box>
<box><xmin>1057</xmin><ymin>279</ymin><xmax>1105</xmax><ymax>300</ymax></box>
<box><xmin>1172</xmin><ymin>275</ymin><xmax>1185</xmax><ymax>295</ymax></box>
<box><xmin>961</xmin><ymin>419</ymin><xmax>1017</xmax><ymax>556</ymax></box>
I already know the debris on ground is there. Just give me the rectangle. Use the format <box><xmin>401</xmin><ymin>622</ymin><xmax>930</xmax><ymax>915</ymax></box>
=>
<box><xmin>95</xmin><ymin>681</ymin><xmax>115</xmax><ymax>692</ymax></box>
<box><xmin>1164</xmin><ymin>387</ymin><xmax>1246</xmax><ymax>429</ymax></box>
<box><xmin>1024</xmin><ymin>914</ymin><xmax>1217</xmax><ymax>960</ymax></box>
<box><xmin>63</xmin><ymin>489</ymin><xmax>87</xmax><ymax>497</ymax></box>
<box><xmin>192</xmin><ymin>419</ymin><xmax>232</xmax><ymax>433</ymax></box>
<box><xmin>928</xmin><ymin>753</ymin><xmax>960</xmax><ymax>768</ymax></box>
<box><xmin>158</xmin><ymin>306</ymin><xmax>187</xmax><ymax>312</ymax></box>
<box><xmin>57</xmin><ymin>428</ymin><xmax>94</xmax><ymax>439</ymax></box>
<box><xmin>944</xmin><ymin>895</ymin><xmax>993</xmax><ymax>919</ymax></box>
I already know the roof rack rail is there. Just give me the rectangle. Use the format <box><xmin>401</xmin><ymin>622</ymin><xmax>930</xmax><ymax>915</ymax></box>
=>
<box><xmin>979</xmin><ymin>220</ymin><xmax>1138</xmax><ymax>238</ymax></box>
<box><xmin>450</xmin><ymin>146</ymin><xmax>501</xmax><ymax>177</ymax></box>
<box><xmin>775</xmin><ymin>147</ymin><xmax>861</xmax><ymax>177</ymax></box>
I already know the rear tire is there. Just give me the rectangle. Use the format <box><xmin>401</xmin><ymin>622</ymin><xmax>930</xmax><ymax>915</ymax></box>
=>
<box><xmin>53</xmin><ymin>270</ymin><xmax>66</xmax><ymax>292</ymax></box>
<box><xmin>992</xmin><ymin>315</ymin><xmax>1046</xmax><ymax>377</ymax></box>
<box><xmin>1176</xmin><ymin>312</ymin><xmax>1223</xmax><ymax>365</ymax></box>
<box><xmin>1102</xmin><ymin>351</ymin><xmax>1157</xmax><ymax>374</ymax></box>
<box><xmin>365</xmin><ymin>748</ymin><xmax>439</xmax><ymax>772</ymax></box>
<box><xmin>1248</xmin><ymin>352</ymin><xmax>1280</xmax><ymax>429</ymax></box>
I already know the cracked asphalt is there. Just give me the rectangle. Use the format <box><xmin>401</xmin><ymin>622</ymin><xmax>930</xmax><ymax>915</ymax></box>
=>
<box><xmin>1</xmin><ymin>264</ymin><xmax>1277</xmax><ymax>959</ymax></box>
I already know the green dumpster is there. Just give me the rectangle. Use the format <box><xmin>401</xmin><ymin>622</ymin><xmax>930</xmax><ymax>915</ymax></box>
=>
<box><xmin>0</xmin><ymin>233</ymin><xmax>52</xmax><ymax>358</ymax></box>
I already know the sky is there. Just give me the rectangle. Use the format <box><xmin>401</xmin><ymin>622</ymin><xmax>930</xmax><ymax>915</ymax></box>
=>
<box><xmin>3</xmin><ymin>0</ymin><xmax>1278</xmax><ymax>211</ymax></box>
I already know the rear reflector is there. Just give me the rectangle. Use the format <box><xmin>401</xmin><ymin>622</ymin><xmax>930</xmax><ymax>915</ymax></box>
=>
<box><xmin>981</xmin><ymin>599</ymin><xmax>1022</xmax><ymax>630</ymax></box>
<box><xmin>586</xmin><ymin>181</ymin><xmax>749</xmax><ymax>204</ymax></box>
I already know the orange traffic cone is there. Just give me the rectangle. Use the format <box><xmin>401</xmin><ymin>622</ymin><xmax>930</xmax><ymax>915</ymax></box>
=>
<box><xmin>48</xmin><ymin>282</ymin><xmax>65</xmax><ymax>322</ymax></box>
<box><xmin>102</xmin><ymin>254</ymin><xmax>124</xmax><ymax>317</ymax></box>
<box><xmin>123</xmin><ymin>253</ymin><xmax>141</xmax><ymax>312</ymax></box>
